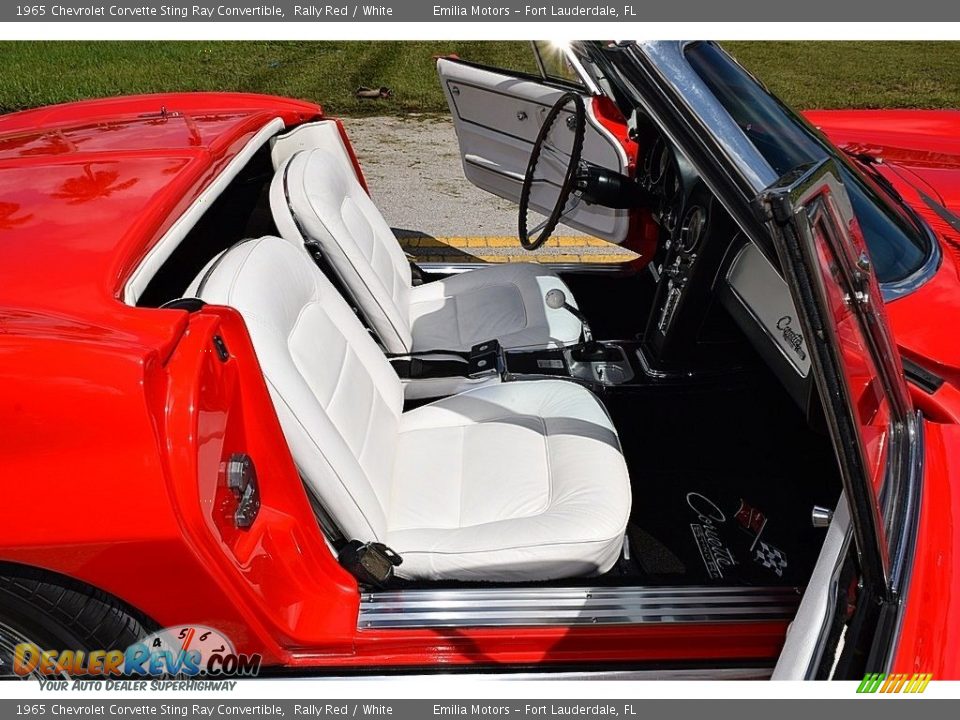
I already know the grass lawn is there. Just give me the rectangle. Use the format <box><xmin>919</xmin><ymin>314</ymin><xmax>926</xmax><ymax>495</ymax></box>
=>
<box><xmin>2</xmin><ymin>41</ymin><xmax>960</xmax><ymax>116</ymax></box>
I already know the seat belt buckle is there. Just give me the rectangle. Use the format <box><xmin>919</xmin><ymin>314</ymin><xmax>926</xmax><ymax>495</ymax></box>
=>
<box><xmin>338</xmin><ymin>541</ymin><xmax>403</xmax><ymax>589</ymax></box>
<box><xmin>467</xmin><ymin>339</ymin><xmax>503</xmax><ymax>379</ymax></box>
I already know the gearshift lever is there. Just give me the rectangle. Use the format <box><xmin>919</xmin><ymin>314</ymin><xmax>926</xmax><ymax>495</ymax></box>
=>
<box><xmin>546</xmin><ymin>289</ymin><xmax>617</xmax><ymax>363</ymax></box>
<box><xmin>545</xmin><ymin>289</ymin><xmax>592</xmax><ymax>342</ymax></box>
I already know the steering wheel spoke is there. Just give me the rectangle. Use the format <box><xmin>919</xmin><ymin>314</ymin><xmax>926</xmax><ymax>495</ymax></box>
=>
<box><xmin>518</xmin><ymin>92</ymin><xmax>587</xmax><ymax>250</ymax></box>
<box><xmin>561</xmin><ymin>191</ymin><xmax>584</xmax><ymax>218</ymax></box>
<box><xmin>541</xmin><ymin>139</ymin><xmax>573</xmax><ymax>163</ymax></box>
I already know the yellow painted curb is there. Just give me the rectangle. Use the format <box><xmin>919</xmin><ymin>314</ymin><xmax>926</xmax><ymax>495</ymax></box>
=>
<box><xmin>398</xmin><ymin>235</ymin><xmax>635</xmax><ymax>250</ymax></box>
<box><xmin>397</xmin><ymin>235</ymin><xmax>638</xmax><ymax>265</ymax></box>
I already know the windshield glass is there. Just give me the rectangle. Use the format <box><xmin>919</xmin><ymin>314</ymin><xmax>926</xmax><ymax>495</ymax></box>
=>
<box><xmin>685</xmin><ymin>41</ymin><xmax>931</xmax><ymax>285</ymax></box>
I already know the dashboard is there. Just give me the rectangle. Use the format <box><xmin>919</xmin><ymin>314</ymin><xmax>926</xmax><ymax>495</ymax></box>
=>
<box><xmin>637</xmin><ymin>129</ymin><xmax>736</xmax><ymax>364</ymax></box>
<box><xmin>633</xmin><ymin>126</ymin><xmax>818</xmax><ymax>417</ymax></box>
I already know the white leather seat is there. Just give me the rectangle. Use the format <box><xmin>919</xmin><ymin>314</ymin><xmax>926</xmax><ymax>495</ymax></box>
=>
<box><xmin>193</xmin><ymin>236</ymin><xmax>631</xmax><ymax>582</ymax></box>
<box><xmin>270</xmin><ymin>148</ymin><xmax>584</xmax><ymax>354</ymax></box>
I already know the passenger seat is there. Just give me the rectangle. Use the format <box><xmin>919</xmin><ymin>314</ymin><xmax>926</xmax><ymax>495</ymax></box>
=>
<box><xmin>270</xmin><ymin>148</ymin><xmax>584</xmax><ymax>355</ymax></box>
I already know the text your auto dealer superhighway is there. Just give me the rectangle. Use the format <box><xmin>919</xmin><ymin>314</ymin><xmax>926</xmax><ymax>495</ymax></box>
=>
<box><xmin>46</xmin><ymin>4</ymin><xmax>285</xmax><ymax>17</ymax></box>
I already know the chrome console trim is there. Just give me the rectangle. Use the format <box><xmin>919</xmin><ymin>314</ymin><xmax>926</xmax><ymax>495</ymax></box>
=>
<box><xmin>358</xmin><ymin>585</ymin><xmax>800</xmax><ymax>630</ymax></box>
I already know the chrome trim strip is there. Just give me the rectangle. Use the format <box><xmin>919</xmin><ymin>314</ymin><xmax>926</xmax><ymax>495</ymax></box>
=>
<box><xmin>319</xmin><ymin>667</ymin><xmax>773</xmax><ymax>681</ymax></box>
<box><xmin>124</xmin><ymin>117</ymin><xmax>286</xmax><ymax>304</ymax></box>
<box><xmin>883</xmin><ymin>410</ymin><xmax>925</xmax><ymax>673</ymax></box>
<box><xmin>417</xmin><ymin>262</ymin><xmax>630</xmax><ymax>275</ymax></box>
<box><xmin>636</xmin><ymin>41</ymin><xmax>779</xmax><ymax>195</ymax></box>
<box><xmin>564</xmin><ymin>45</ymin><xmax>603</xmax><ymax>97</ymax></box>
<box><xmin>359</xmin><ymin>586</ymin><xmax>800</xmax><ymax>629</ymax></box>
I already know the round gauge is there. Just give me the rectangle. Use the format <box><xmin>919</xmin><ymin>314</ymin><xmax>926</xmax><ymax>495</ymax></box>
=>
<box><xmin>679</xmin><ymin>205</ymin><xmax>707</xmax><ymax>253</ymax></box>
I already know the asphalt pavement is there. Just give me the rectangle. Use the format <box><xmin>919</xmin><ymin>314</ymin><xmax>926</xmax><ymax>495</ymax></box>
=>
<box><xmin>342</xmin><ymin>116</ymin><xmax>638</xmax><ymax>265</ymax></box>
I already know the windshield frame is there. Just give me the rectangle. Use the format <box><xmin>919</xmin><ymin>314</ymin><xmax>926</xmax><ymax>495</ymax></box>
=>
<box><xmin>601</xmin><ymin>40</ymin><xmax>940</xmax><ymax>301</ymax></box>
<box><xmin>841</xmin><ymin>149</ymin><xmax>943</xmax><ymax>299</ymax></box>
<box><xmin>580</xmin><ymin>39</ymin><xmax>924</xmax><ymax>672</ymax></box>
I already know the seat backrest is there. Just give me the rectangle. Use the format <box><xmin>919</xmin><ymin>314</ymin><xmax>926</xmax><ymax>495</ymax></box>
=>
<box><xmin>270</xmin><ymin>148</ymin><xmax>414</xmax><ymax>354</ymax></box>
<box><xmin>195</xmin><ymin>236</ymin><xmax>404</xmax><ymax>541</ymax></box>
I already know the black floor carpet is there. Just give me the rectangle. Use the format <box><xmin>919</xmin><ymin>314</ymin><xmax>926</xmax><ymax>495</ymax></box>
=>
<box><xmin>605</xmin><ymin>368</ymin><xmax>842</xmax><ymax>587</ymax></box>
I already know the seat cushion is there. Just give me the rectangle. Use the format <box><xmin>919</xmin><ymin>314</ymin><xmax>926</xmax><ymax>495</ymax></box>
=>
<box><xmin>408</xmin><ymin>263</ymin><xmax>583</xmax><ymax>352</ymax></box>
<box><xmin>387</xmin><ymin>379</ymin><xmax>631</xmax><ymax>581</ymax></box>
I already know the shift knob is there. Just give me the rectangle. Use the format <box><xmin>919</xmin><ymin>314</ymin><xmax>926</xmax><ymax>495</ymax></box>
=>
<box><xmin>545</xmin><ymin>288</ymin><xmax>567</xmax><ymax>310</ymax></box>
<box><xmin>544</xmin><ymin>288</ymin><xmax>592</xmax><ymax>343</ymax></box>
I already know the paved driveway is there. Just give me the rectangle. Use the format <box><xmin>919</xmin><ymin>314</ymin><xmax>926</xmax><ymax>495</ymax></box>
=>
<box><xmin>342</xmin><ymin>116</ymin><xmax>638</xmax><ymax>265</ymax></box>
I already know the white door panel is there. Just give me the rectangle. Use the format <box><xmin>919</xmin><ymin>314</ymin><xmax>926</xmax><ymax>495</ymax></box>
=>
<box><xmin>438</xmin><ymin>58</ymin><xmax>630</xmax><ymax>244</ymax></box>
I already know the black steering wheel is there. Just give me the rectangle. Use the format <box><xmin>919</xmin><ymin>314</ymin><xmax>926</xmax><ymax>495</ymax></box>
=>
<box><xmin>518</xmin><ymin>92</ymin><xmax>587</xmax><ymax>250</ymax></box>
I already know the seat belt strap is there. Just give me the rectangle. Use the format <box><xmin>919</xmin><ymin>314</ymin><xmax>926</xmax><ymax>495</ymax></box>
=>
<box><xmin>304</xmin><ymin>486</ymin><xmax>349</xmax><ymax>551</ymax></box>
<box><xmin>405</xmin><ymin>251</ymin><xmax>426</xmax><ymax>287</ymax></box>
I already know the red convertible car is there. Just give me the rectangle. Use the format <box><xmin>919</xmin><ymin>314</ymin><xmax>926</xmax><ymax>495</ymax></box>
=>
<box><xmin>2</xmin><ymin>40</ymin><xmax>960</xmax><ymax>681</ymax></box>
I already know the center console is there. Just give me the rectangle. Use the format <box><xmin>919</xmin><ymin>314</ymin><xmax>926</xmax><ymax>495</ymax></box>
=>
<box><xmin>504</xmin><ymin>342</ymin><xmax>639</xmax><ymax>388</ymax></box>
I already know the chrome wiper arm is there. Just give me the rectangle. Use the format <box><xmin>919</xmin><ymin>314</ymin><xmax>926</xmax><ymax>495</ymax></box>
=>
<box><xmin>841</xmin><ymin>148</ymin><xmax>934</xmax><ymax>244</ymax></box>
<box><xmin>842</xmin><ymin>149</ymin><xmax>905</xmax><ymax>203</ymax></box>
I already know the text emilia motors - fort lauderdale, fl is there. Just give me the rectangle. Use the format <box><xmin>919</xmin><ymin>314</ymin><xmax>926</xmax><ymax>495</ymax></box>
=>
<box><xmin>14</xmin><ymin>3</ymin><xmax>637</xmax><ymax>18</ymax></box>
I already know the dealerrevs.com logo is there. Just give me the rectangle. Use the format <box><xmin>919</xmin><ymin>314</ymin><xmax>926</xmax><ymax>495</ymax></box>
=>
<box><xmin>12</xmin><ymin>625</ymin><xmax>261</xmax><ymax>686</ymax></box>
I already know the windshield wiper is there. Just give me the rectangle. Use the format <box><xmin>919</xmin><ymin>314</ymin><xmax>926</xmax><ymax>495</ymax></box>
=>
<box><xmin>843</xmin><ymin>149</ymin><xmax>905</xmax><ymax>203</ymax></box>
<box><xmin>842</xmin><ymin>148</ymin><xmax>934</xmax><ymax>243</ymax></box>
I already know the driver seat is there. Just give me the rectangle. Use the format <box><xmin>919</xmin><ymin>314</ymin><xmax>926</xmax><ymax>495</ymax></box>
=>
<box><xmin>269</xmin><ymin>148</ymin><xmax>584</xmax><ymax>355</ymax></box>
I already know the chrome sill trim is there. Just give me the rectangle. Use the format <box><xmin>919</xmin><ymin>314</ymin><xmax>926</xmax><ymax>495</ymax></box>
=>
<box><xmin>318</xmin><ymin>667</ymin><xmax>773</xmax><ymax>681</ymax></box>
<box><xmin>418</xmin><ymin>262</ymin><xmax>631</xmax><ymax>276</ymax></box>
<box><xmin>359</xmin><ymin>585</ymin><xmax>800</xmax><ymax>630</ymax></box>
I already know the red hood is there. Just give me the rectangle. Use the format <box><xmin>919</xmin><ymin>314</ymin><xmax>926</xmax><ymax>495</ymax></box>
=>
<box><xmin>805</xmin><ymin>110</ymin><xmax>960</xmax><ymax>390</ymax></box>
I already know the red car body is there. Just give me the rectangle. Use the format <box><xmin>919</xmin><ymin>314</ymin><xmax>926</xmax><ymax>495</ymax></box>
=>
<box><xmin>0</xmin><ymin>93</ymin><xmax>958</xmax><ymax>675</ymax></box>
<box><xmin>804</xmin><ymin>110</ymin><xmax>960</xmax><ymax>677</ymax></box>
<box><xmin>808</xmin><ymin>110</ymin><xmax>960</xmax><ymax>423</ymax></box>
